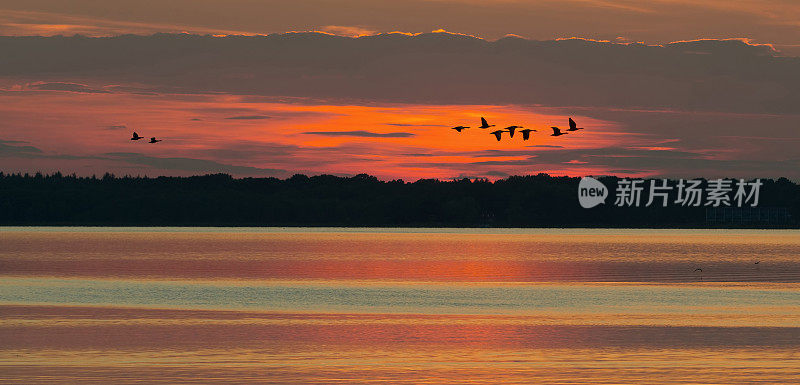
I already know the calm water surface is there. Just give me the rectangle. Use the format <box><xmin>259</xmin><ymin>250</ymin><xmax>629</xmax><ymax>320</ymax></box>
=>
<box><xmin>1</xmin><ymin>228</ymin><xmax>799</xmax><ymax>383</ymax></box>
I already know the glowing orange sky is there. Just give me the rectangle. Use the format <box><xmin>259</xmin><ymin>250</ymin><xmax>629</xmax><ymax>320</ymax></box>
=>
<box><xmin>2</xmin><ymin>1</ymin><xmax>800</xmax><ymax>180</ymax></box>
<box><xmin>0</xmin><ymin>85</ymin><xmax>648</xmax><ymax>179</ymax></box>
<box><xmin>1</xmin><ymin>82</ymin><xmax>798</xmax><ymax>180</ymax></box>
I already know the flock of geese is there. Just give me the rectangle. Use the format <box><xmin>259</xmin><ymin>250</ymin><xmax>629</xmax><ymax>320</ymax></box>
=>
<box><xmin>130</xmin><ymin>132</ymin><xmax>161</xmax><ymax>143</ymax></box>
<box><xmin>453</xmin><ymin>117</ymin><xmax>584</xmax><ymax>141</ymax></box>
<box><xmin>128</xmin><ymin>116</ymin><xmax>582</xmax><ymax>144</ymax></box>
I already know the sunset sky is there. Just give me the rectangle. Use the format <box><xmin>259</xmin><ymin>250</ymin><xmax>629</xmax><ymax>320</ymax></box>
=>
<box><xmin>1</xmin><ymin>1</ymin><xmax>799</xmax><ymax>180</ymax></box>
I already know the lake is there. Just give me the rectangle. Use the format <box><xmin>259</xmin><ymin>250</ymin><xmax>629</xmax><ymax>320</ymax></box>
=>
<box><xmin>1</xmin><ymin>228</ymin><xmax>799</xmax><ymax>383</ymax></box>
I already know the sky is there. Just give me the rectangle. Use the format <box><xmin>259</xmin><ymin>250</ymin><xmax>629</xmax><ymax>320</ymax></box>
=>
<box><xmin>0</xmin><ymin>1</ymin><xmax>799</xmax><ymax>180</ymax></box>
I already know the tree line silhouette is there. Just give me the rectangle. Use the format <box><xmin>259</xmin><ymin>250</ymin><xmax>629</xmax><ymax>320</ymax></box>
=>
<box><xmin>0</xmin><ymin>172</ymin><xmax>797</xmax><ymax>227</ymax></box>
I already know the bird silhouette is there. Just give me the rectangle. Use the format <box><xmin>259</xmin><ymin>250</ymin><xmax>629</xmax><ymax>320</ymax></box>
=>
<box><xmin>504</xmin><ymin>126</ymin><xmax>523</xmax><ymax>138</ymax></box>
<box><xmin>550</xmin><ymin>127</ymin><xmax>568</xmax><ymax>136</ymax></box>
<box><xmin>566</xmin><ymin>118</ymin><xmax>584</xmax><ymax>131</ymax></box>
<box><xmin>479</xmin><ymin>117</ymin><xmax>495</xmax><ymax>129</ymax></box>
<box><xmin>149</xmin><ymin>137</ymin><xmax>162</xmax><ymax>143</ymax></box>
<box><xmin>490</xmin><ymin>130</ymin><xmax>505</xmax><ymax>141</ymax></box>
<box><xmin>519</xmin><ymin>129</ymin><xmax>536</xmax><ymax>140</ymax></box>
<box><xmin>131</xmin><ymin>132</ymin><xmax>144</xmax><ymax>141</ymax></box>
<box><xmin>451</xmin><ymin>126</ymin><xmax>469</xmax><ymax>132</ymax></box>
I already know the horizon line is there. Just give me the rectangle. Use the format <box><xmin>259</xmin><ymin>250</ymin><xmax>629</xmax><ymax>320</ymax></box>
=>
<box><xmin>0</xmin><ymin>31</ymin><xmax>781</xmax><ymax>55</ymax></box>
<box><xmin>2</xmin><ymin>171</ymin><xmax>795</xmax><ymax>184</ymax></box>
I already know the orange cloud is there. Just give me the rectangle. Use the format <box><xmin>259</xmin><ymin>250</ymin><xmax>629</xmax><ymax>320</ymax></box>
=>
<box><xmin>0</xmin><ymin>9</ymin><xmax>255</xmax><ymax>37</ymax></box>
<box><xmin>320</xmin><ymin>25</ymin><xmax>377</xmax><ymax>38</ymax></box>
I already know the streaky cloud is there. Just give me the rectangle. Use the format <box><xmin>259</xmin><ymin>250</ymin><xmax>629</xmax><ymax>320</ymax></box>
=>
<box><xmin>385</xmin><ymin>123</ymin><xmax>448</xmax><ymax>127</ymax></box>
<box><xmin>26</xmin><ymin>82</ymin><xmax>109</xmax><ymax>94</ymax></box>
<box><xmin>304</xmin><ymin>131</ymin><xmax>415</xmax><ymax>138</ymax></box>
<box><xmin>0</xmin><ymin>140</ymin><xmax>43</xmax><ymax>156</ymax></box>
<box><xmin>224</xmin><ymin>115</ymin><xmax>272</xmax><ymax>120</ymax></box>
<box><xmin>103</xmin><ymin>152</ymin><xmax>287</xmax><ymax>176</ymax></box>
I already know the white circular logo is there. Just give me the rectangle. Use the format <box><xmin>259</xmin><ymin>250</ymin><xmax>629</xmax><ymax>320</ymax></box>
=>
<box><xmin>578</xmin><ymin>177</ymin><xmax>608</xmax><ymax>208</ymax></box>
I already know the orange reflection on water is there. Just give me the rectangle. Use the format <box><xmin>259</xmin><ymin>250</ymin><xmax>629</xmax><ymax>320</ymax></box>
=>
<box><xmin>2</xmin><ymin>305</ymin><xmax>800</xmax><ymax>384</ymax></box>
<box><xmin>2</xmin><ymin>229</ymin><xmax>800</xmax><ymax>383</ymax></box>
<box><xmin>2</xmin><ymin>229</ymin><xmax>799</xmax><ymax>282</ymax></box>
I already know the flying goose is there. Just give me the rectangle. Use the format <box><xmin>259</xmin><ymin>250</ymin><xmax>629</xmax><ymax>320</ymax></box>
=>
<box><xmin>131</xmin><ymin>132</ymin><xmax>144</xmax><ymax>141</ymax></box>
<box><xmin>519</xmin><ymin>128</ymin><xmax>536</xmax><ymax>140</ymax></box>
<box><xmin>479</xmin><ymin>117</ymin><xmax>495</xmax><ymax>129</ymax></box>
<box><xmin>504</xmin><ymin>125</ymin><xmax>523</xmax><ymax>138</ymax></box>
<box><xmin>148</xmin><ymin>137</ymin><xmax>162</xmax><ymax>143</ymax></box>
<box><xmin>490</xmin><ymin>130</ymin><xmax>505</xmax><ymax>141</ymax></box>
<box><xmin>550</xmin><ymin>127</ymin><xmax>568</xmax><ymax>136</ymax></box>
<box><xmin>566</xmin><ymin>118</ymin><xmax>584</xmax><ymax>131</ymax></box>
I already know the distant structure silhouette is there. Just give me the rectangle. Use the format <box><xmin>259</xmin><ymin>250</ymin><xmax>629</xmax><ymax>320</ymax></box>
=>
<box><xmin>519</xmin><ymin>128</ymin><xmax>535</xmax><ymax>140</ymax></box>
<box><xmin>131</xmin><ymin>132</ymin><xmax>144</xmax><ymax>141</ymax></box>
<box><xmin>490</xmin><ymin>130</ymin><xmax>505</xmax><ymax>141</ymax></box>
<box><xmin>550</xmin><ymin>127</ymin><xmax>568</xmax><ymax>136</ymax></box>
<box><xmin>148</xmin><ymin>137</ymin><xmax>162</xmax><ymax>143</ymax></box>
<box><xmin>504</xmin><ymin>125</ymin><xmax>522</xmax><ymax>138</ymax></box>
<box><xmin>451</xmin><ymin>126</ymin><xmax>469</xmax><ymax>132</ymax></box>
<box><xmin>479</xmin><ymin>117</ymin><xmax>495</xmax><ymax>129</ymax></box>
<box><xmin>694</xmin><ymin>267</ymin><xmax>703</xmax><ymax>281</ymax></box>
<box><xmin>566</xmin><ymin>118</ymin><xmax>584</xmax><ymax>131</ymax></box>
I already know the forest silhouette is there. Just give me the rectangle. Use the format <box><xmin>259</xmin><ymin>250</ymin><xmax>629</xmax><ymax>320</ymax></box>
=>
<box><xmin>0</xmin><ymin>172</ymin><xmax>797</xmax><ymax>227</ymax></box>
